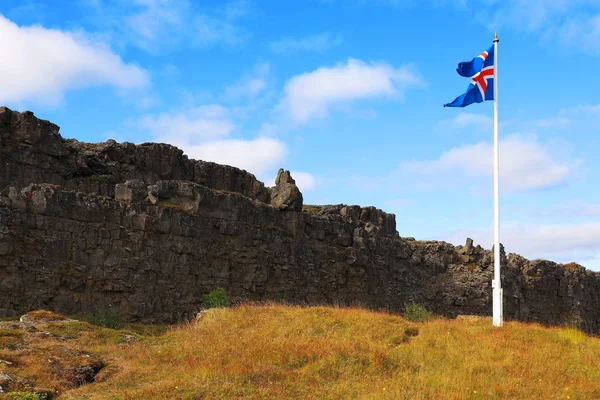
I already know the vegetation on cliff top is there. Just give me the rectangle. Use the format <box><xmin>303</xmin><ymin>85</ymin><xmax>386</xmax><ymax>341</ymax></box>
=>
<box><xmin>1</xmin><ymin>305</ymin><xmax>599</xmax><ymax>399</ymax></box>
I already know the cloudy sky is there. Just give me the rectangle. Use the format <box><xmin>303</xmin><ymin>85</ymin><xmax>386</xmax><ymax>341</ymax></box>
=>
<box><xmin>2</xmin><ymin>0</ymin><xmax>600</xmax><ymax>269</ymax></box>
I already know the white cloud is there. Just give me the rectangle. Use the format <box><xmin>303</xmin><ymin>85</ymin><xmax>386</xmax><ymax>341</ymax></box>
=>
<box><xmin>290</xmin><ymin>171</ymin><xmax>317</xmax><ymax>192</ymax></box>
<box><xmin>553</xmin><ymin>14</ymin><xmax>600</xmax><ymax>55</ymax></box>
<box><xmin>389</xmin><ymin>0</ymin><xmax>469</xmax><ymax>6</ymax></box>
<box><xmin>162</xmin><ymin>63</ymin><xmax>180</xmax><ymax>78</ymax></box>
<box><xmin>184</xmin><ymin>137</ymin><xmax>287</xmax><ymax>176</ymax></box>
<box><xmin>266</xmin><ymin>170</ymin><xmax>317</xmax><ymax>192</ymax></box>
<box><xmin>317</xmin><ymin>1</ymin><xmax>600</xmax><ymax>54</ymax></box>
<box><xmin>476</xmin><ymin>0</ymin><xmax>567</xmax><ymax>33</ymax></box>
<box><xmin>124</xmin><ymin>0</ymin><xmax>186</xmax><ymax>53</ymax></box>
<box><xmin>192</xmin><ymin>13</ymin><xmax>250</xmax><ymax>48</ymax></box>
<box><xmin>0</xmin><ymin>15</ymin><xmax>148</xmax><ymax>105</ymax></box>
<box><xmin>541</xmin><ymin>200</ymin><xmax>600</xmax><ymax>218</ymax></box>
<box><xmin>223</xmin><ymin>62</ymin><xmax>271</xmax><ymax>101</ymax></box>
<box><xmin>447</xmin><ymin>221</ymin><xmax>600</xmax><ymax>269</ymax></box>
<box><xmin>278</xmin><ymin>58</ymin><xmax>422</xmax><ymax>124</ymax></box>
<box><xmin>139</xmin><ymin>105</ymin><xmax>236</xmax><ymax>145</ymax></box>
<box><xmin>223</xmin><ymin>0</ymin><xmax>253</xmax><ymax>19</ymax></box>
<box><xmin>474</xmin><ymin>0</ymin><xmax>600</xmax><ymax>54</ymax></box>
<box><xmin>533</xmin><ymin>117</ymin><xmax>571</xmax><ymax>128</ymax></box>
<box><xmin>120</xmin><ymin>105</ymin><xmax>287</xmax><ymax>177</ymax></box>
<box><xmin>82</xmin><ymin>0</ymin><xmax>250</xmax><ymax>53</ymax></box>
<box><xmin>437</xmin><ymin>113</ymin><xmax>493</xmax><ymax>133</ymax></box>
<box><xmin>560</xmin><ymin>103</ymin><xmax>600</xmax><ymax>117</ymax></box>
<box><xmin>397</xmin><ymin>134</ymin><xmax>581</xmax><ymax>192</ymax></box>
<box><xmin>192</xmin><ymin>0</ymin><xmax>252</xmax><ymax>49</ymax></box>
<box><xmin>270</xmin><ymin>32</ymin><xmax>343</xmax><ymax>54</ymax></box>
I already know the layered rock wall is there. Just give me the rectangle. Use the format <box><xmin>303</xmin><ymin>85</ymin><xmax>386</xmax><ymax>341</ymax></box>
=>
<box><xmin>0</xmin><ymin>107</ymin><xmax>270</xmax><ymax>202</ymax></box>
<box><xmin>1</xmin><ymin>107</ymin><xmax>599</xmax><ymax>333</ymax></box>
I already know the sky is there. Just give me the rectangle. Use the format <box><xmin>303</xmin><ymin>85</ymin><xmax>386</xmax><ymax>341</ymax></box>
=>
<box><xmin>2</xmin><ymin>0</ymin><xmax>600</xmax><ymax>269</ymax></box>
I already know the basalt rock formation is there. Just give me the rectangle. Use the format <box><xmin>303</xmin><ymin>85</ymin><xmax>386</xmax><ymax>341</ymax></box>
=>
<box><xmin>1</xmin><ymin>107</ymin><xmax>599</xmax><ymax>333</ymax></box>
<box><xmin>0</xmin><ymin>106</ymin><xmax>270</xmax><ymax>202</ymax></box>
<box><xmin>270</xmin><ymin>169</ymin><xmax>303</xmax><ymax>211</ymax></box>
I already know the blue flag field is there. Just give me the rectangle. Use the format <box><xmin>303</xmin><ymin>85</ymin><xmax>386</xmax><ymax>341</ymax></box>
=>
<box><xmin>444</xmin><ymin>45</ymin><xmax>495</xmax><ymax>107</ymax></box>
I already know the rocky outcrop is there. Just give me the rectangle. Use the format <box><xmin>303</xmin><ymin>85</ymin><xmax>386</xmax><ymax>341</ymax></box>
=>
<box><xmin>269</xmin><ymin>169</ymin><xmax>303</xmax><ymax>211</ymax></box>
<box><xmin>1</xmin><ymin>181</ymin><xmax>599</xmax><ymax>332</ymax></box>
<box><xmin>303</xmin><ymin>204</ymin><xmax>397</xmax><ymax>237</ymax></box>
<box><xmin>0</xmin><ymin>107</ymin><xmax>270</xmax><ymax>202</ymax></box>
<box><xmin>1</xmin><ymin>107</ymin><xmax>600</xmax><ymax>333</ymax></box>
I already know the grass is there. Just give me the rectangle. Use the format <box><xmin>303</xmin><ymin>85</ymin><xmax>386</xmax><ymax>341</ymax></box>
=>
<box><xmin>199</xmin><ymin>288</ymin><xmax>232</xmax><ymax>309</ymax></box>
<box><xmin>402</xmin><ymin>302</ymin><xmax>433</xmax><ymax>322</ymax></box>
<box><xmin>23</xmin><ymin>310</ymin><xmax>68</xmax><ymax>322</ymax></box>
<box><xmin>6</xmin><ymin>393</ymin><xmax>49</xmax><ymax>400</ymax></box>
<box><xmin>2</xmin><ymin>305</ymin><xmax>600</xmax><ymax>399</ymax></box>
<box><xmin>302</xmin><ymin>204</ymin><xmax>323</xmax><ymax>214</ymax></box>
<box><xmin>85</xmin><ymin>309</ymin><xmax>125</xmax><ymax>330</ymax></box>
<box><xmin>0</xmin><ymin>316</ymin><xmax>21</xmax><ymax>322</ymax></box>
<box><xmin>0</xmin><ymin>312</ymin><xmax>167</xmax><ymax>400</ymax></box>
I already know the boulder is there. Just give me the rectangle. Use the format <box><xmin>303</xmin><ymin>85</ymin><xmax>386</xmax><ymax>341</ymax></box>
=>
<box><xmin>269</xmin><ymin>169</ymin><xmax>303</xmax><ymax>211</ymax></box>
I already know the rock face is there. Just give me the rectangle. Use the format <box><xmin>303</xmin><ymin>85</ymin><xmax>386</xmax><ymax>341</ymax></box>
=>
<box><xmin>269</xmin><ymin>169</ymin><xmax>303</xmax><ymax>211</ymax></box>
<box><xmin>1</xmin><ymin>107</ymin><xmax>600</xmax><ymax>333</ymax></box>
<box><xmin>0</xmin><ymin>107</ymin><xmax>270</xmax><ymax>202</ymax></box>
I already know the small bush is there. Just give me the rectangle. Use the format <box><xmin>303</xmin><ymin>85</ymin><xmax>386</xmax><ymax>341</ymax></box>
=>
<box><xmin>200</xmin><ymin>288</ymin><xmax>231</xmax><ymax>309</ymax></box>
<box><xmin>403</xmin><ymin>302</ymin><xmax>433</xmax><ymax>322</ymax></box>
<box><xmin>87</xmin><ymin>309</ymin><xmax>124</xmax><ymax>329</ymax></box>
<box><xmin>6</xmin><ymin>392</ymin><xmax>48</xmax><ymax>400</ymax></box>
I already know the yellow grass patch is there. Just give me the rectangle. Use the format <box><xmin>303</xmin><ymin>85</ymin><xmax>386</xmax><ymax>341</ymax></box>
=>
<box><xmin>23</xmin><ymin>310</ymin><xmax>67</xmax><ymax>322</ymax></box>
<box><xmin>60</xmin><ymin>304</ymin><xmax>600</xmax><ymax>399</ymax></box>
<box><xmin>3</xmin><ymin>305</ymin><xmax>600</xmax><ymax>399</ymax></box>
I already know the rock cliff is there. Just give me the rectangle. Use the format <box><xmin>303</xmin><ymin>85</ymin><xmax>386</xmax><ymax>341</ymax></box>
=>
<box><xmin>0</xmin><ymin>106</ymin><xmax>270</xmax><ymax>202</ymax></box>
<box><xmin>1</xmin><ymin>107</ymin><xmax>599</xmax><ymax>333</ymax></box>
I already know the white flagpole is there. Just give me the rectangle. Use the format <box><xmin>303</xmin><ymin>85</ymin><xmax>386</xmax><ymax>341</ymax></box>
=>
<box><xmin>492</xmin><ymin>31</ymin><xmax>503</xmax><ymax>327</ymax></box>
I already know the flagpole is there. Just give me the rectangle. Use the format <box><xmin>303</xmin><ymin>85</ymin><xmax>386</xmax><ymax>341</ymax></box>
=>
<box><xmin>492</xmin><ymin>31</ymin><xmax>503</xmax><ymax>327</ymax></box>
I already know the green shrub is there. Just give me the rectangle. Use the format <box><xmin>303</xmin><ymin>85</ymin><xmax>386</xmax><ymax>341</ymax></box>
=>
<box><xmin>200</xmin><ymin>288</ymin><xmax>231</xmax><ymax>309</ymax></box>
<box><xmin>403</xmin><ymin>302</ymin><xmax>433</xmax><ymax>322</ymax></box>
<box><xmin>6</xmin><ymin>392</ymin><xmax>48</xmax><ymax>400</ymax></box>
<box><xmin>87</xmin><ymin>309</ymin><xmax>124</xmax><ymax>329</ymax></box>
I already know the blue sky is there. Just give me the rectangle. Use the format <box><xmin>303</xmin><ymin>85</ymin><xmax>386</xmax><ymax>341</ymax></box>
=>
<box><xmin>2</xmin><ymin>0</ymin><xmax>600</xmax><ymax>269</ymax></box>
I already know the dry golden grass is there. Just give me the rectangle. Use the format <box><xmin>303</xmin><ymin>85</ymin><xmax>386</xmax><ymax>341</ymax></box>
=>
<box><xmin>59</xmin><ymin>304</ymin><xmax>600</xmax><ymax>399</ymax></box>
<box><xmin>3</xmin><ymin>305</ymin><xmax>600</xmax><ymax>399</ymax></box>
<box><xmin>0</xmin><ymin>314</ymin><xmax>165</xmax><ymax>398</ymax></box>
<box><xmin>23</xmin><ymin>310</ymin><xmax>68</xmax><ymax>321</ymax></box>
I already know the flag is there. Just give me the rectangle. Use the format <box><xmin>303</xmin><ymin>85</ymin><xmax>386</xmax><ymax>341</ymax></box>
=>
<box><xmin>444</xmin><ymin>45</ymin><xmax>495</xmax><ymax>107</ymax></box>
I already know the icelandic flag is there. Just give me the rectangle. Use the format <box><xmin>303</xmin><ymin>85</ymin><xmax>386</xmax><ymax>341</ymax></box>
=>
<box><xmin>444</xmin><ymin>45</ymin><xmax>495</xmax><ymax>107</ymax></box>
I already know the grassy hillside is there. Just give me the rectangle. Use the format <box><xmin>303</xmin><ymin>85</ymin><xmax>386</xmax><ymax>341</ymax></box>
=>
<box><xmin>1</xmin><ymin>305</ymin><xmax>600</xmax><ymax>399</ymax></box>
